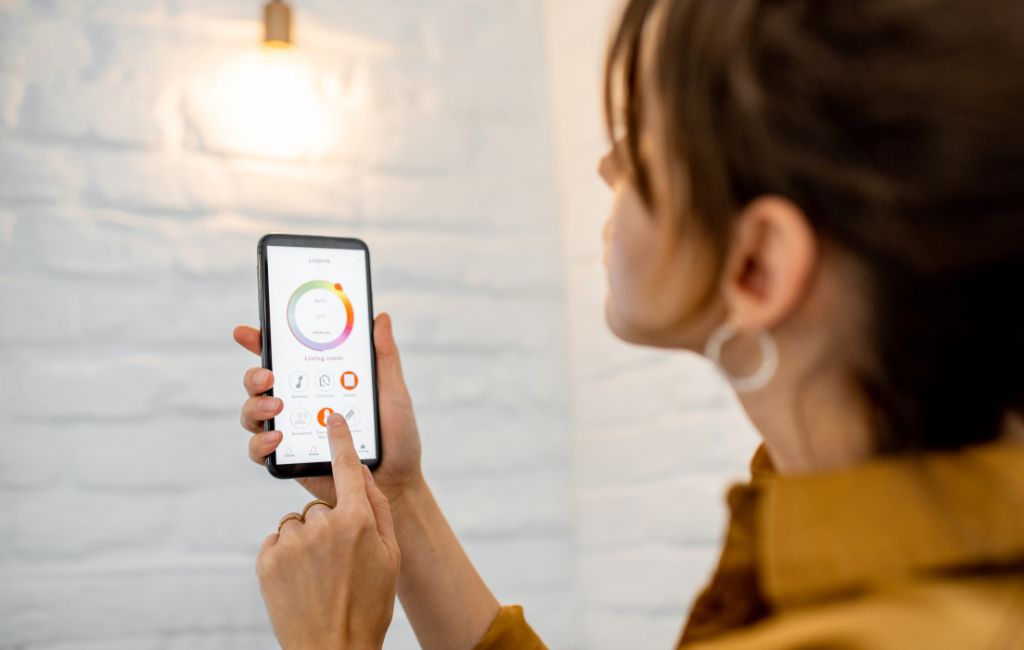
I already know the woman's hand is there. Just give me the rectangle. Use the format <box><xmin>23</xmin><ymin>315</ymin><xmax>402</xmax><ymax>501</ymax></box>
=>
<box><xmin>256</xmin><ymin>413</ymin><xmax>401</xmax><ymax>649</ymax></box>
<box><xmin>240</xmin><ymin>313</ymin><xmax>506</xmax><ymax>650</ymax></box>
<box><xmin>233</xmin><ymin>312</ymin><xmax>424</xmax><ymax>504</ymax></box>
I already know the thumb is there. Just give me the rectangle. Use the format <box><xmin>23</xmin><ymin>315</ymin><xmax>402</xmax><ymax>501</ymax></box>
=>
<box><xmin>374</xmin><ymin>312</ymin><xmax>409</xmax><ymax>396</ymax></box>
<box><xmin>361</xmin><ymin>465</ymin><xmax>399</xmax><ymax>560</ymax></box>
<box><xmin>326</xmin><ymin>413</ymin><xmax>365</xmax><ymax>499</ymax></box>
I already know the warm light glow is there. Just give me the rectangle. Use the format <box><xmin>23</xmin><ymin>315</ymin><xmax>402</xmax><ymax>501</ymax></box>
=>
<box><xmin>193</xmin><ymin>47</ymin><xmax>339</xmax><ymax>160</ymax></box>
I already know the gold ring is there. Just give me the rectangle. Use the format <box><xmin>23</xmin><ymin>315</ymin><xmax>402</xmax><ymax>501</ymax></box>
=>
<box><xmin>301</xmin><ymin>499</ymin><xmax>333</xmax><ymax>518</ymax></box>
<box><xmin>276</xmin><ymin>512</ymin><xmax>303</xmax><ymax>535</ymax></box>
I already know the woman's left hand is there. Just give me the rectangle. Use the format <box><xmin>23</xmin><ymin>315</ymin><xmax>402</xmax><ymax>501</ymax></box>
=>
<box><xmin>256</xmin><ymin>413</ymin><xmax>401</xmax><ymax>649</ymax></box>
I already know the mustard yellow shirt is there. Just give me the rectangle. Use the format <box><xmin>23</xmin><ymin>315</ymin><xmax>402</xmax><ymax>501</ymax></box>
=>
<box><xmin>474</xmin><ymin>441</ymin><xmax>1024</xmax><ymax>649</ymax></box>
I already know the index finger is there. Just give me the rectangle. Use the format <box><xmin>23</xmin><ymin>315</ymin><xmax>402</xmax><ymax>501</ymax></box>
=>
<box><xmin>233</xmin><ymin>325</ymin><xmax>262</xmax><ymax>356</ymax></box>
<box><xmin>326</xmin><ymin>413</ymin><xmax>370</xmax><ymax>503</ymax></box>
<box><xmin>243</xmin><ymin>367</ymin><xmax>274</xmax><ymax>398</ymax></box>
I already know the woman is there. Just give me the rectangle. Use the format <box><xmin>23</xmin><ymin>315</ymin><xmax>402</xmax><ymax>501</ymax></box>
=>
<box><xmin>233</xmin><ymin>0</ymin><xmax>1024</xmax><ymax>647</ymax></box>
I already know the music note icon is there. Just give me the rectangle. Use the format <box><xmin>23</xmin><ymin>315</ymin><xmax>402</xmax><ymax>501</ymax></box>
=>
<box><xmin>289</xmin><ymin>371</ymin><xmax>309</xmax><ymax>393</ymax></box>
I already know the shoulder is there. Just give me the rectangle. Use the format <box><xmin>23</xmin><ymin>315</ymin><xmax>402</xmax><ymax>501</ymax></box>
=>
<box><xmin>684</xmin><ymin>571</ymin><xmax>1024</xmax><ymax>650</ymax></box>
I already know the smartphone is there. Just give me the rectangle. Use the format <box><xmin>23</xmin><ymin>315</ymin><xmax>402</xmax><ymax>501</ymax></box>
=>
<box><xmin>257</xmin><ymin>234</ymin><xmax>382</xmax><ymax>478</ymax></box>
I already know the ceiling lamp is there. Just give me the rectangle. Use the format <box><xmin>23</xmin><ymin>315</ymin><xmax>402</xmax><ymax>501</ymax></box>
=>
<box><xmin>263</xmin><ymin>0</ymin><xmax>293</xmax><ymax>48</ymax></box>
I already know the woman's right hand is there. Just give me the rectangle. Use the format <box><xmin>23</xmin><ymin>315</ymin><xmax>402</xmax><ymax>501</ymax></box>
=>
<box><xmin>233</xmin><ymin>312</ymin><xmax>425</xmax><ymax>505</ymax></box>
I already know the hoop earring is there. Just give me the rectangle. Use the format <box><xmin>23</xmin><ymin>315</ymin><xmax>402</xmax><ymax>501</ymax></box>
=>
<box><xmin>704</xmin><ymin>321</ymin><xmax>778</xmax><ymax>394</ymax></box>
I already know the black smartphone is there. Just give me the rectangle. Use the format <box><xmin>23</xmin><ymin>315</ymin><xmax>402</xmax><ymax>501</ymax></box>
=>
<box><xmin>257</xmin><ymin>234</ymin><xmax>382</xmax><ymax>478</ymax></box>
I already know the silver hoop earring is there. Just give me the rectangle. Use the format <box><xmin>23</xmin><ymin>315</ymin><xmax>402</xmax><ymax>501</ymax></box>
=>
<box><xmin>703</xmin><ymin>321</ymin><xmax>778</xmax><ymax>394</ymax></box>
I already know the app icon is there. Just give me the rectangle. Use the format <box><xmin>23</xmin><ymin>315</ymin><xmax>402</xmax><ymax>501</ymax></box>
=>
<box><xmin>340</xmin><ymin>406</ymin><xmax>361</xmax><ymax>426</ymax></box>
<box><xmin>290</xmin><ymin>408</ymin><xmax>311</xmax><ymax>428</ymax></box>
<box><xmin>316</xmin><ymin>373</ymin><xmax>332</xmax><ymax>391</ymax></box>
<box><xmin>340</xmin><ymin>371</ymin><xmax>359</xmax><ymax>391</ymax></box>
<box><xmin>317</xmin><ymin>407</ymin><xmax>334</xmax><ymax>427</ymax></box>
<box><xmin>289</xmin><ymin>371</ymin><xmax>309</xmax><ymax>392</ymax></box>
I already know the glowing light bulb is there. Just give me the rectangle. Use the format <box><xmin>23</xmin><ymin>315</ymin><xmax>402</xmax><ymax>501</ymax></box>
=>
<box><xmin>192</xmin><ymin>47</ymin><xmax>337</xmax><ymax>161</ymax></box>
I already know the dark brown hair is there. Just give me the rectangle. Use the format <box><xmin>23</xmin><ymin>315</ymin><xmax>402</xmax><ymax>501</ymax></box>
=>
<box><xmin>605</xmin><ymin>0</ymin><xmax>1024</xmax><ymax>453</ymax></box>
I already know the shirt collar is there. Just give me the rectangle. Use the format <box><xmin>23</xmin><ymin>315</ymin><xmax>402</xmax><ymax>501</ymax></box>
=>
<box><xmin>751</xmin><ymin>440</ymin><xmax>1024</xmax><ymax>607</ymax></box>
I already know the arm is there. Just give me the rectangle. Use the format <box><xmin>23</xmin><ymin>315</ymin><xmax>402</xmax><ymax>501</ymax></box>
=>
<box><xmin>390</xmin><ymin>476</ymin><xmax>501</xmax><ymax>650</ymax></box>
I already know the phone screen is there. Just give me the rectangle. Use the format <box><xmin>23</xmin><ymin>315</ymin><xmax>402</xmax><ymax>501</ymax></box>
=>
<box><xmin>263</xmin><ymin>241</ymin><xmax>379</xmax><ymax>466</ymax></box>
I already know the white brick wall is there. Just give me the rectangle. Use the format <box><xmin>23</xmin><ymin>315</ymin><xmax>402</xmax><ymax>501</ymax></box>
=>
<box><xmin>1</xmin><ymin>0</ymin><xmax>757</xmax><ymax>647</ymax></box>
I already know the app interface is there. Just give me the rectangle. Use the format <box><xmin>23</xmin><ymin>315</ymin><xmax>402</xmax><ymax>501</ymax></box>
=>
<box><xmin>266</xmin><ymin>244</ymin><xmax>377</xmax><ymax>464</ymax></box>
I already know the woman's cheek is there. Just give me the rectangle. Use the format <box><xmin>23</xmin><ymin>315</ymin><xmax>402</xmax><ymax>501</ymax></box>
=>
<box><xmin>602</xmin><ymin>186</ymin><xmax>669</xmax><ymax>339</ymax></box>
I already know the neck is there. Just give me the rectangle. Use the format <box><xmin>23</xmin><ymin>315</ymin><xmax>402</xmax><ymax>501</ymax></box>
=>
<box><xmin>741</xmin><ymin>369</ymin><xmax>1024</xmax><ymax>474</ymax></box>
<box><xmin>736</xmin><ymin>363</ymin><xmax>875</xmax><ymax>476</ymax></box>
<box><xmin>740</xmin><ymin>376</ymin><xmax>1024</xmax><ymax>475</ymax></box>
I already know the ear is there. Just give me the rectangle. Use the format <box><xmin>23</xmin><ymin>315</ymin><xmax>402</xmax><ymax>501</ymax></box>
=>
<box><xmin>721</xmin><ymin>196</ymin><xmax>818</xmax><ymax>331</ymax></box>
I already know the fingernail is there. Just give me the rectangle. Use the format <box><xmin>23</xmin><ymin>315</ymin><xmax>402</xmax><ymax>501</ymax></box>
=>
<box><xmin>263</xmin><ymin>431</ymin><xmax>280</xmax><ymax>444</ymax></box>
<box><xmin>328</xmin><ymin>413</ymin><xmax>344</xmax><ymax>427</ymax></box>
<box><xmin>256</xmin><ymin>369</ymin><xmax>271</xmax><ymax>384</ymax></box>
<box><xmin>262</xmin><ymin>397</ymin><xmax>281</xmax><ymax>413</ymax></box>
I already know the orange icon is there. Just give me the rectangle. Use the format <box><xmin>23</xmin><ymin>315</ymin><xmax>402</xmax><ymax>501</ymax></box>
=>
<box><xmin>340</xmin><ymin>371</ymin><xmax>359</xmax><ymax>391</ymax></box>
<box><xmin>317</xmin><ymin>407</ymin><xmax>334</xmax><ymax>427</ymax></box>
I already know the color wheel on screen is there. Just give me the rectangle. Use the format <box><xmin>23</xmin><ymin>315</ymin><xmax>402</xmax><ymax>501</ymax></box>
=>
<box><xmin>287</xmin><ymin>280</ymin><xmax>355</xmax><ymax>351</ymax></box>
